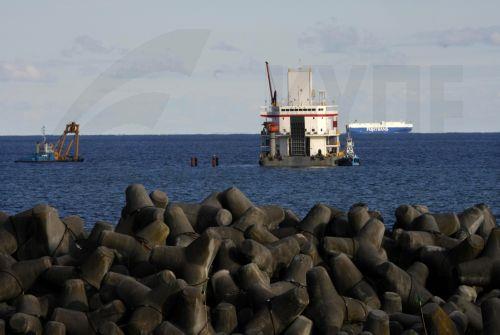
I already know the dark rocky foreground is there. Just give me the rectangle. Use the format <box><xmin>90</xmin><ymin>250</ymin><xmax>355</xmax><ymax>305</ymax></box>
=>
<box><xmin>0</xmin><ymin>184</ymin><xmax>498</xmax><ymax>335</ymax></box>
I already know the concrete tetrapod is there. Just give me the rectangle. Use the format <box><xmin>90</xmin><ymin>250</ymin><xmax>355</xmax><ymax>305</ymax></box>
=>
<box><xmin>456</xmin><ymin>228</ymin><xmax>500</xmax><ymax>287</ymax></box>
<box><xmin>375</xmin><ymin>261</ymin><xmax>432</xmax><ymax>313</ymax></box>
<box><xmin>244</xmin><ymin>287</ymin><xmax>309</xmax><ymax>335</ymax></box>
<box><xmin>283</xmin><ymin>315</ymin><xmax>313</xmax><ymax>335</ymax></box>
<box><xmin>238</xmin><ymin>236</ymin><xmax>301</xmax><ymax>277</ymax></box>
<box><xmin>323</xmin><ymin>218</ymin><xmax>388</xmax><ymax>274</ymax></box>
<box><xmin>0</xmin><ymin>257</ymin><xmax>52</xmax><ymax>301</ymax></box>
<box><xmin>304</xmin><ymin>266</ymin><xmax>345</xmax><ymax>334</ymax></box>
<box><xmin>218</xmin><ymin>187</ymin><xmax>254</xmax><ymax>221</ymax></box>
<box><xmin>149</xmin><ymin>230</ymin><xmax>221</xmax><ymax>286</ymax></box>
<box><xmin>177</xmin><ymin>202</ymin><xmax>233</xmax><ymax>233</ymax></box>
<box><xmin>329</xmin><ymin>252</ymin><xmax>381</xmax><ymax>309</ymax></box>
<box><xmin>164</xmin><ymin>204</ymin><xmax>198</xmax><ymax>246</ymax></box>
<box><xmin>212</xmin><ymin>302</ymin><xmax>238</xmax><ymax>334</ymax></box>
<box><xmin>52</xmin><ymin>300</ymin><xmax>126</xmax><ymax>335</ymax></box>
<box><xmin>8</xmin><ymin>204</ymin><xmax>82</xmax><ymax>260</ymax></box>
<box><xmin>61</xmin><ymin>279</ymin><xmax>89</xmax><ymax>311</ymax></box>
<box><xmin>170</xmin><ymin>286</ymin><xmax>215</xmax><ymax>335</ymax></box>
<box><xmin>149</xmin><ymin>190</ymin><xmax>169</xmax><ymax>209</ymax></box>
<box><xmin>43</xmin><ymin>321</ymin><xmax>66</xmax><ymax>335</ymax></box>
<box><xmin>421</xmin><ymin>302</ymin><xmax>458</xmax><ymax>335</ymax></box>
<box><xmin>126</xmin><ymin>280</ymin><xmax>183</xmax><ymax>335</ymax></box>
<box><xmin>9</xmin><ymin>312</ymin><xmax>43</xmax><ymax>335</ymax></box>
<box><xmin>482</xmin><ymin>297</ymin><xmax>500</xmax><ymax>335</ymax></box>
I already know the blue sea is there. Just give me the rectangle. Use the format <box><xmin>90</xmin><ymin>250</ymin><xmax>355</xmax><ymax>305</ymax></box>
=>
<box><xmin>0</xmin><ymin>134</ymin><xmax>498</xmax><ymax>228</ymax></box>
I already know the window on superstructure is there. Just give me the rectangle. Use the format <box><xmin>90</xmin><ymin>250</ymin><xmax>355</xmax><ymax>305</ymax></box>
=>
<box><xmin>327</xmin><ymin>136</ymin><xmax>337</xmax><ymax>145</ymax></box>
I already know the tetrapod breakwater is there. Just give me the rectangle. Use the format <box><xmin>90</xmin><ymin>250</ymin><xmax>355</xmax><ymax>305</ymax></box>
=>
<box><xmin>0</xmin><ymin>184</ymin><xmax>498</xmax><ymax>334</ymax></box>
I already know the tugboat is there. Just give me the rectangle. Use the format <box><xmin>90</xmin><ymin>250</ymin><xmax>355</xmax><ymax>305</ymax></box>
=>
<box><xmin>336</xmin><ymin>127</ymin><xmax>360</xmax><ymax>166</ymax></box>
<box><xmin>15</xmin><ymin>122</ymin><xmax>84</xmax><ymax>163</ymax></box>
<box><xmin>259</xmin><ymin>62</ymin><xmax>341</xmax><ymax>167</ymax></box>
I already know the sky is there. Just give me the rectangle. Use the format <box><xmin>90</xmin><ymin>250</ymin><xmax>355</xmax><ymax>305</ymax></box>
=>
<box><xmin>0</xmin><ymin>0</ymin><xmax>499</xmax><ymax>134</ymax></box>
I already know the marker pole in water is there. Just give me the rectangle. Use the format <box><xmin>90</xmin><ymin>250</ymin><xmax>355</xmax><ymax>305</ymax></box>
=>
<box><xmin>211</xmin><ymin>155</ymin><xmax>219</xmax><ymax>167</ymax></box>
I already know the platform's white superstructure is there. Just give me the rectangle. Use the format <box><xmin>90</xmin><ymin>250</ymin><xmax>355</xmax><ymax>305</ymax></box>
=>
<box><xmin>260</xmin><ymin>66</ymin><xmax>340</xmax><ymax>164</ymax></box>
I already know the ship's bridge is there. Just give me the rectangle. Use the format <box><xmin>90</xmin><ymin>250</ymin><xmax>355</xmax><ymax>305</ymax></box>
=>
<box><xmin>260</xmin><ymin>104</ymin><xmax>339</xmax><ymax>136</ymax></box>
<box><xmin>260</xmin><ymin>104</ymin><xmax>338</xmax><ymax>117</ymax></box>
<box><xmin>260</xmin><ymin>103</ymin><xmax>340</xmax><ymax>157</ymax></box>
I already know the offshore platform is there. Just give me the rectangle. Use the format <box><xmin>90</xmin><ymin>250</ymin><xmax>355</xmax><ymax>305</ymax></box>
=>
<box><xmin>15</xmin><ymin>122</ymin><xmax>84</xmax><ymax>163</ymax></box>
<box><xmin>259</xmin><ymin>62</ymin><xmax>341</xmax><ymax>167</ymax></box>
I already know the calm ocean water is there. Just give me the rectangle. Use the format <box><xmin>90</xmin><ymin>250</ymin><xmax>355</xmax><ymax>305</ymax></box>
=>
<box><xmin>0</xmin><ymin>133</ymin><xmax>498</xmax><ymax>228</ymax></box>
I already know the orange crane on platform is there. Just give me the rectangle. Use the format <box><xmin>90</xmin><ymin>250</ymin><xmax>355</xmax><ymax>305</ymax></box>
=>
<box><xmin>54</xmin><ymin>122</ymin><xmax>82</xmax><ymax>162</ymax></box>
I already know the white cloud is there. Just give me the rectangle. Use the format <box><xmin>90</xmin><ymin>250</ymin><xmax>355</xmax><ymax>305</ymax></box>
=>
<box><xmin>212</xmin><ymin>57</ymin><xmax>261</xmax><ymax>77</ymax></box>
<box><xmin>210</xmin><ymin>41</ymin><xmax>241</xmax><ymax>52</ymax></box>
<box><xmin>57</xmin><ymin>30</ymin><xmax>210</xmax><ymax>130</ymax></box>
<box><xmin>414</xmin><ymin>26</ymin><xmax>500</xmax><ymax>48</ymax></box>
<box><xmin>491</xmin><ymin>32</ymin><xmax>500</xmax><ymax>45</ymax></box>
<box><xmin>61</xmin><ymin>35</ymin><xmax>126</xmax><ymax>58</ymax></box>
<box><xmin>0</xmin><ymin>62</ymin><xmax>43</xmax><ymax>82</ymax></box>
<box><xmin>298</xmin><ymin>18</ymin><xmax>384</xmax><ymax>53</ymax></box>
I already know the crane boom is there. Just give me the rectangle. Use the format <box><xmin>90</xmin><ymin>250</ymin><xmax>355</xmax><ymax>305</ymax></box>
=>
<box><xmin>265</xmin><ymin>61</ymin><xmax>277</xmax><ymax>106</ymax></box>
<box><xmin>54</xmin><ymin>122</ymin><xmax>80</xmax><ymax>161</ymax></box>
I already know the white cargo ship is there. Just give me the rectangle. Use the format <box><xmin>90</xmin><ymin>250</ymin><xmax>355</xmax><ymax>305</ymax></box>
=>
<box><xmin>347</xmin><ymin>121</ymin><xmax>413</xmax><ymax>134</ymax></box>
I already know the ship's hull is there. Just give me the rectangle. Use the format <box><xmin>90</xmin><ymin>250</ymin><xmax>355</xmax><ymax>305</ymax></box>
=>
<box><xmin>348</xmin><ymin>126</ymin><xmax>412</xmax><ymax>134</ymax></box>
<box><xmin>259</xmin><ymin>156</ymin><xmax>336</xmax><ymax>167</ymax></box>
<box><xmin>15</xmin><ymin>157</ymin><xmax>84</xmax><ymax>163</ymax></box>
<box><xmin>337</xmin><ymin>156</ymin><xmax>360</xmax><ymax>166</ymax></box>
<box><xmin>15</xmin><ymin>160</ymin><xmax>84</xmax><ymax>163</ymax></box>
